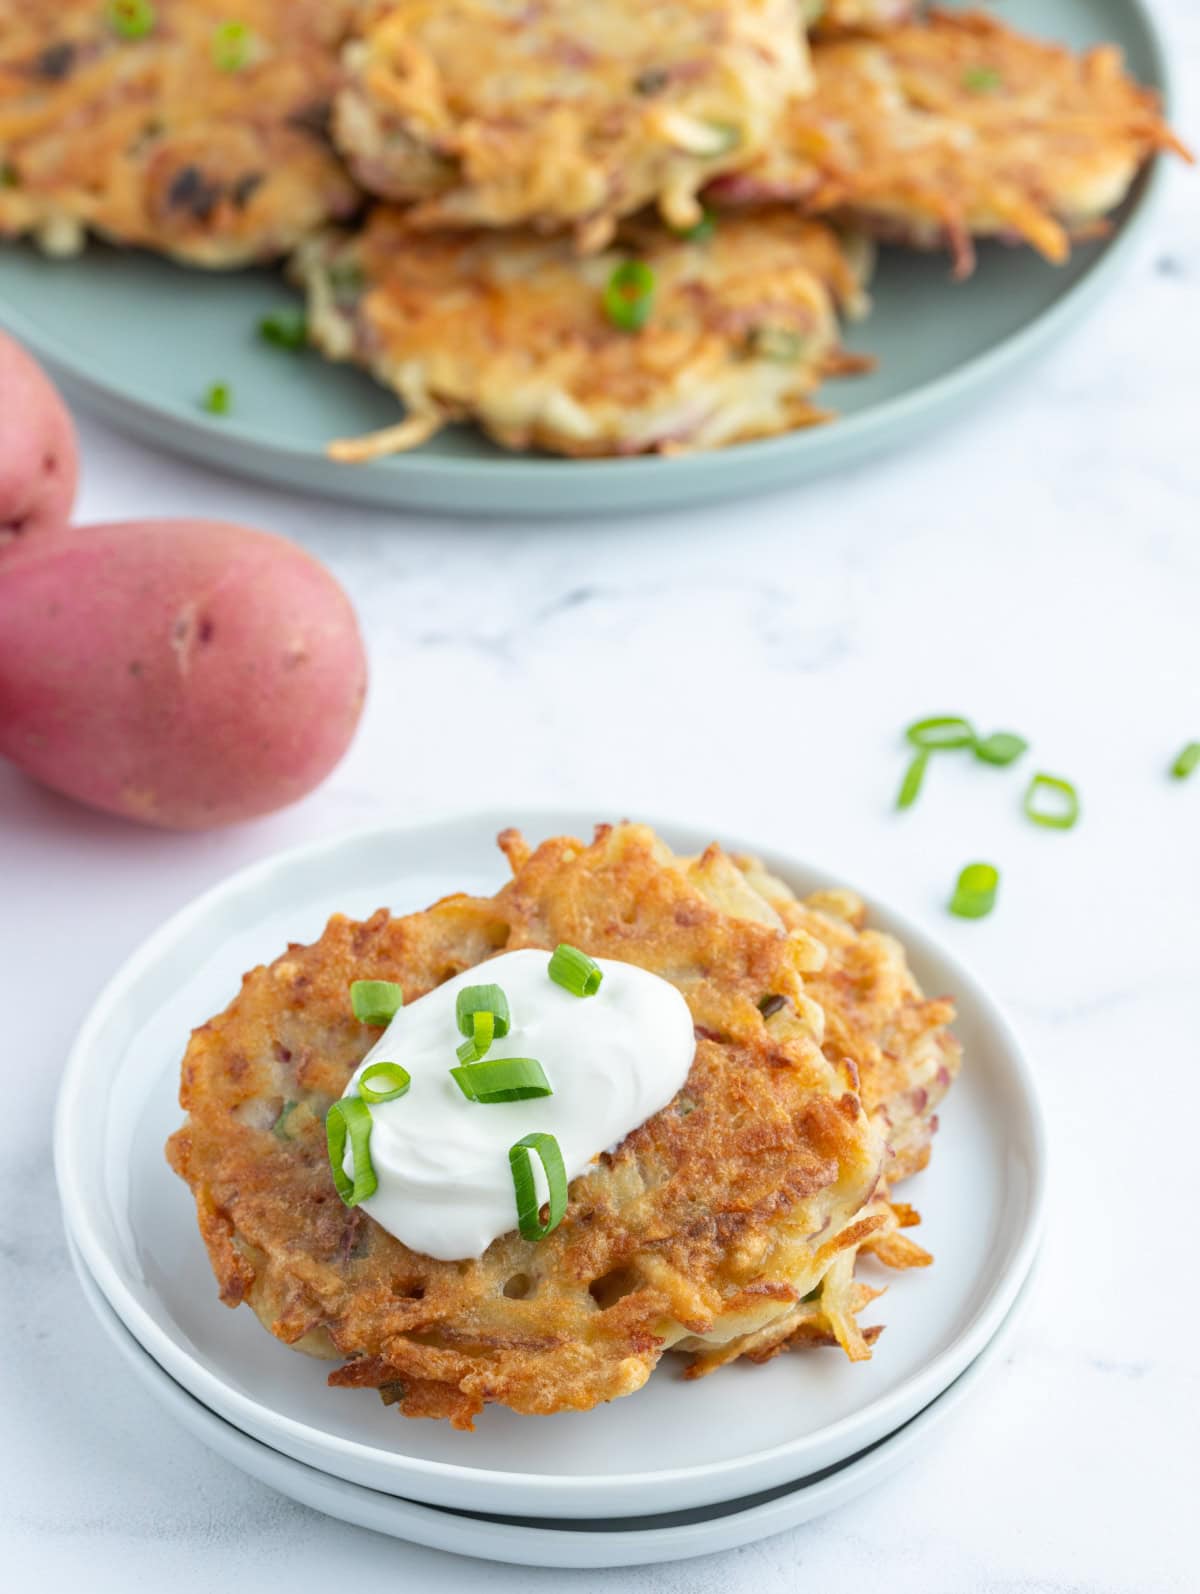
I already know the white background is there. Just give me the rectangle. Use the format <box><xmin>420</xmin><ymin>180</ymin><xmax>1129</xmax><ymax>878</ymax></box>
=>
<box><xmin>3</xmin><ymin>4</ymin><xmax>1198</xmax><ymax>1588</ymax></box>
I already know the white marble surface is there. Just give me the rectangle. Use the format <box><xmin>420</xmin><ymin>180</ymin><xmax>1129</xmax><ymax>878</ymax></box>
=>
<box><xmin>3</xmin><ymin>3</ymin><xmax>1199</xmax><ymax>1585</ymax></box>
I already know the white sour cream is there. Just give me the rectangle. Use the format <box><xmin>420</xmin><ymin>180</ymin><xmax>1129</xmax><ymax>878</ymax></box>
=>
<box><xmin>341</xmin><ymin>948</ymin><xmax>695</xmax><ymax>1262</ymax></box>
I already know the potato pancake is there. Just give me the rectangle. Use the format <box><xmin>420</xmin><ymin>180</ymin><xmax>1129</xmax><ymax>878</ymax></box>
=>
<box><xmin>0</xmin><ymin>1</ymin><xmax>360</xmax><ymax>264</ymax></box>
<box><xmin>333</xmin><ymin>0</ymin><xmax>809</xmax><ymax>246</ymax></box>
<box><xmin>167</xmin><ymin>823</ymin><xmax>886</xmax><ymax>1429</ymax></box>
<box><xmin>713</xmin><ymin>8</ymin><xmax>1184</xmax><ymax>276</ymax></box>
<box><xmin>296</xmin><ymin>207</ymin><xmax>873</xmax><ymax>461</ymax></box>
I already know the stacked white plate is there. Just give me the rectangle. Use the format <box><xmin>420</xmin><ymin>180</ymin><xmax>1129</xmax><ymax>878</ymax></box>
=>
<box><xmin>56</xmin><ymin>812</ymin><xmax>1047</xmax><ymax>1569</ymax></box>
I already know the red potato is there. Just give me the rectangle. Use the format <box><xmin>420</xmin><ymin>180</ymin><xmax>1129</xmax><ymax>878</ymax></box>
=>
<box><xmin>0</xmin><ymin>332</ymin><xmax>79</xmax><ymax>560</ymax></box>
<box><xmin>0</xmin><ymin>519</ymin><xmax>367</xmax><ymax>829</ymax></box>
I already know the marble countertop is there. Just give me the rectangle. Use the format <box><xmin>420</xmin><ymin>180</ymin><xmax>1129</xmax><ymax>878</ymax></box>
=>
<box><xmin>3</xmin><ymin>6</ymin><xmax>1198</xmax><ymax>1586</ymax></box>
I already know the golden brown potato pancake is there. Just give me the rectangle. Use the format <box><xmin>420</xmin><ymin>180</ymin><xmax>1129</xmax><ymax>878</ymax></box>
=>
<box><xmin>332</xmin><ymin>0</ymin><xmax>809</xmax><ymax>247</ymax></box>
<box><xmin>0</xmin><ymin>1</ymin><xmax>360</xmax><ymax>264</ymax></box>
<box><xmin>167</xmin><ymin>823</ymin><xmax>886</xmax><ymax>1429</ymax></box>
<box><xmin>712</xmin><ymin>8</ymin><xmax>1185</xmax><ymax>277</ymax></box>
<box><xmin>296</xmin><ymin>206</ymin><xmax>873</xmax><ymax>461</ymax></box>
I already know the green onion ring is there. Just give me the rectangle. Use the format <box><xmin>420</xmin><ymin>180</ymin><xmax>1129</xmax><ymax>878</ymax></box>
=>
<box><xmin>896</xmin><ymin>749</ymin><xmax>929</xmax><ymax>811</ymax></box>
<box><xmin>452</xmin><ymin>1057</ymin><xmax>552</xmax><ymax>1103</ymax></box>
<box><xmin>212</xmin><ymin>20</ymin><xmax>253</xmax><ymax>71</ymax></box>
<box><xmin>325</xmin><ymin>1096</ymin><xmax>377</xmax><ymax>1207</ymax></box>
<box><xmin>509</xmin><ymin>1132</ymin><xmax>568</xmax><ymax>1240</ymax></box>
<box><xmin>603</xmin><ymin>261</ymin><xmax>656</xmax><ymax>333</ymax></box>
<box><xmin>456</xmin><ymin>1009</ymin><xmax>495</xmax><ymax>1065</ymax></box>
<box><xmin>107</xmin><ymin>0</ymin><xmax>156</xmax><ymax>39</ymax></box>
<box><xmin>455</xmin><ymin>984</ymin><xmax>511</xmax><ymax>1039</ymax></box>
<box><xmin>547</xmin><ymin>943</ymin><xmax>603</xmax><ymax>997</ymax></box>
<box><xmin>350</xmin><ymin>979</ymin><xmax>404</xmax><ymax>1026</ymax></box>
<box><xmin>1171</xmin><ymin>741</ymin><xmax>1200</xmax><ymax>780</ymax></box>
<box><xmin>949</xmin><ymin>862</ymin><xmax>1000</xmax><ymax>920</ymax></box>
<box><xmin>905</xmin><ymin>715</ymin><xmax>976</xmax><ymax>750</ymax></box>
<box><xmin>358</xmin><ymin>1062</ymin><xmax>411</xmax><ymax>1104</ymax></box>
<box><xmin>1023</xmin><ymin>773</ymin><xmax>1081</xmax><ymax>830</ymax></box>
<box><xmin>974</xmin><ymin>731</ymin><xmax>1028</xmax><ymax>767</ymax></box>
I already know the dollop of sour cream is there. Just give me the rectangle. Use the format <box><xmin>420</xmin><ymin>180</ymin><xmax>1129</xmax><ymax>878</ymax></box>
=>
<box><xmin>341</xmin><ymin>948</ymin><xmax>696</xmax><ymax>1262</ymax></box>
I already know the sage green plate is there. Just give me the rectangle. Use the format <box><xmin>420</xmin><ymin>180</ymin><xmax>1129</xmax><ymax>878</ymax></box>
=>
<box><xmin>0</xmin><ymin>0</ymin><xmax>1176</xmax><ymax>518</ymax></box>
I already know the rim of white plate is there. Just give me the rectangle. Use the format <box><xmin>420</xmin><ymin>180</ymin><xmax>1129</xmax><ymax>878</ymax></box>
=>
<box><xmin>55</xmin><ymin>809</ymin><xmax>1048</xmax><ymax>1506</ymax></box>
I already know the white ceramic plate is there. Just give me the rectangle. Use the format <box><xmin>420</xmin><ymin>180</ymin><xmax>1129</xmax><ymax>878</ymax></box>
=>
<box><xmin>55</xmin><ymin>811</ymin><xmax>1047</xmax><ymax>1518</ymax></box>
<box><xmin>69</xmin><ymin>1233</ymin><xmax>1035</xmax><ymax>1569</ymax></box>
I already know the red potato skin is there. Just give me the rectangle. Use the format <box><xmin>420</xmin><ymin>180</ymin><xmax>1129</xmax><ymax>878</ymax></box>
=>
<box><xmin>0</xmin><ymin>519</ymin><xmax>367</xmax><ymax>829</ymax></box>
<box><xmin>0</xmin><ymin>332</ymin><xmax>79</xmax><ymax>559</ymax></box>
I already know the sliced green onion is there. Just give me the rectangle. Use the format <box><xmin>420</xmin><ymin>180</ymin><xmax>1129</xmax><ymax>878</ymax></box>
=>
<box><xmin>259</xmin><ymin>308</ymin><xmax>308</xmax><ymax>350</ymax></box>
<box><xmin>974</xmin><ymin>731</ymin><xmax>1028</xmax><ymax>767</ymax></box>
<box><xmin>1023</xmin><ymin>773</ymin><xmax>1081</xmax><ymax>830</ymax></box>
<box><xmin>603</xmin><ymin>261</ymin><xmax>656</xmax><ymax>333</ymax></box>
<box><xmin>962</xmin><ymin>66</ymin><xmax>1003</xmax><ymax>93</ymax></box>
<box><xmin>350</xmin><ymin>979</ymin><xmax>404</xmax><ymax>1026</ymax></box>
<box><xmin>677</xmin><ymin>207</ymin><xmax>715</xmax><ymax>243</ymax></box>
<box><xmin>1171</xmin><ymin>741</ymin><xmax>1200</xmax><ymax>780</ymax></box>
<box><xmin>358</xmin><ymin>1062</ymin><xmax>411</xmax><ymax>1104</ymax></box>
<box><xmin>325</xmin><ymin>1096</ymin><xmax>377</xmax><ymax>1207</ymax></box>
<box><xmin>896</xmin><ymin>749</ymin><xmax>929</xmax><ymax>811</ymax></box>
<box><xmin>452</xmin><ymin>1057</ymin><xmax>552</xmax><ymax>1104</ymax></box>
<box><xmin>212</xmin><ymin>20</ymin><xmax>254</xmax><ymax>71</ymax></box>
<box><xmin>272</xmin><ymin>1099</ymin><xmax>298</xmax><ymax>1139</ymax></box>
<box><xmin>455</xmin><ymin>1009</ymin><xmax>495</xmax><ymax>1064</ymax></box>
<box><xmin>905</xmin><ymin>715</ymin><xmax>976</xmax><ymax>750</ymax></box>
<box><xmin>509</xmin><ymin>1131</ymin><xmax>568</xmax><ymax>1240</ymax></box>
<box><xmin>107</xmin><ymin>0</ymin><xmax>156</xmax><ymax>39</ymax></box>
<box><xmin>748</xmin><ymin>325</ymin><xmax>809</xmax><ymax>363</ymax></box>
<box><xmin>949</xmin><ymin>862</ymin><xmax>1000</xmax><ymax>920</ymax></box>
<box><xmin>801</xmin><ymin>1282</ymin><xmax>823</xmax><ymax>1303</ymax></box>
<box><xmin>455</xmin><ymin>983</ymin><xmax>510</xmax><ymax>1039</ymax></box>
<box><xmin>548</xmin><ymin>943</ymin><xmax>603</xmax><ymax>998</ymax></box>
<box><xmin>201</xmin><ymin>381</ymin><xmax>231</xmax><ymax>416</ymax></box>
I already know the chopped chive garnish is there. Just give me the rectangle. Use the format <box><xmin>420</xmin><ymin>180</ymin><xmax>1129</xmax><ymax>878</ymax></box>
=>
<box><xmin>949</xmin><ymin>862</ymin><xmax>1000</xmax><ymax>920</ymax></box>
<box><xmin>974</xmin><ymin>731</ymin><xmax>1028</xmax><ymax>767</ymax></box>
<box><xmin>678</xmin><ymin>207</ymin><xmax>715</xmax><ymax>243</ymax></box>
<box><xmin>259</xmin><ymin>308</ymin><xmax>308</xmax><ymax>350</ymax></box>
<box><xmin>452</xmin><ymin>1057</ymin><xmax>552</xmax><ymax>1103</ymax></box>
<box><xmin>455</xmin><ymin>983</ymin><xmax>511</xmax><ymax>1039</ymax></box>
<box><xmin>509</xmin><ymin>1131</ymin><xmax>568</xmax><ymax>1240</ymax></box>
<box><xmin>350</xmin><ymin>979</ymin><xmax>404</xmax><ymax>1026</ymax></box>
<box><xmin>1023</xmin><ymin>772</ymin><xmax>1081</xmax><ymax>830</ymax></box>
<box><xmin>358</xmin><ymin>1061</ymin><xmax>411</xmax><ymax>1104</ymax></box>
<box><xmin>325</xmin><ymin>1096</ymin><xmax>377</xmax><ymax>1207</ymax></box>
<box><xmin>962</xmin><ymin>66</ymin><xmax>1003</xmax><ymax>93</ymax></box>
<box><xmin>212</xmin><ymin>20</ymin><xmax>253</xmax><ymax>71</ymax></box>
<box><xmin>272</xmin><ymin>1100</ymin><xmax>298</xmax><ymax>1139</ymax></box>
<box><xmin>1171</xmin><ymin>741</ymin><xmax>1200</xmax><ymax>780</ymax></box>
<box><xmin>758</xmin><ymin>994</ymin><xmax>786</xmax><ymax>1019</ymax></box>
<box><xmin>896</xmin><ymin>749</ymin><xmax>930</xmax><ymax>810</ymax></box>
<box><xmin>201</xmin><ymin>381</ymin><xmax>231</xmax><ymax>416</ymax></box>
<box><xmin>548</xmin><ymin>944</ymin><xmax>603</xmax><ymax>998</ymax></box>
<box><xmin>456</xmin><ymin>1009</ymin><xmax>496</xmax><ymax>1065</ymax></box>
<box><xmin>905</xmin><ymin>715</ymin><xmax>976</xmax><ymax>750</ymax></box>
<box><xmin>107</xmin><ymin>0</ymin><xmax>156</xmax><ymax>39</ymax></box>
<box><xmin>603</xmin><ymin>261</ymin><xmax>656</xmax><ymax>333</ymax></box>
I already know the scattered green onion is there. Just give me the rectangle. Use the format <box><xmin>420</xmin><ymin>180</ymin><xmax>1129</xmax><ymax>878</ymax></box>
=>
<box><xmin>455</xmin><ymin>1009</ymin><xmax>495</xmax><ymax>1065</ymax></box>
<box><xmin>107</xmin><ymin>0</ymin><xmax>156</xmax><ymax>39</ymax></box>
<box><xmin>509</xmin><ymin>1131</ymin><xmax>568</xmax><ymax>1240</ymax></box>
<box><xmin>548</xmin><ymin>944</ymin><xmax>603</xmax><ymax>998</ymax></box>
<box><xmin>1023</xmin><ymin>772</ymin><xmax>1081</xmax><ymax>830</ymax></box>
<box><xmin>949</xmin><ymin>862</ymin><xmax>1000</xmax><ymax>920</ymax></box>
<box><xmin>974</xmin><ymin>731</ymin><xmax>1028</xmax><ymax>768</ymax></box>
<box><xmin>212</xmin><ymin>20</ymin><xmax>253</xmax><ymax>71</ymax></box>
<box><xmin>259</xmin><ymin>308</ymin><xmax>308</xmax><ymax>350</ymax></box>
<box><xmin>896</xmin><ymin>749</ymin><xmax>930</xmax><ymax>811</ymax></box>
<box><xmin>603</xmin><ymin>261</ymin><xmax>656</xmax><ymax>333</ymax></box>
<box><xmin>201</xmin><ymin>381</ymin><xmax>231</xmax><ymax>416</ymax></box>
<box><xmin>962</xmin><ymin>66</ymin><xmax>1003</xmax><ymax>93</ymax></box>
<box><xmin>677</xmin><ymin>207</ymin><xmax>715</xmax><ymax>243</ymax></box>
<box><xmin>325</xmin><ymin>1096</ymin><xmax>377</xmax><ymax>1207</ymax></box>
<box><xmin>452</xmin><ymin>1057</ymin><xmax>552</xmax><ymax>1104</ymax></box>
<box><xmin>455</xmin><ymin>983</ymin><xmax>511</xmax><ymax>1039</ymax></box>
<box><xmin>748</xmin><ymin>325</ymin><xmax>808</xmax><ymax>363</ymax></box>
<box><xmin>350</xmin><ymin>979</ymin><xmax>404</xmax><ymax>1026</ymax></box>
<box><xmin>358</xmin><ymin>1062</ymin><xmax>411</xmax><ymax>1104</ymax></box>
<box><xmin>272</xmin><ymin>1100</ymin><xmax>298</xmax><ymax>1139</ymax></box>
<box><xmin>1171</xmin><ymin>741</ymin><xmax>1200</xmax><ymax>780</ymax></box>
<box><xmin>905</xmin><ymin>715</ymin><xmax>976</xmax><ymax>751</ymax></box>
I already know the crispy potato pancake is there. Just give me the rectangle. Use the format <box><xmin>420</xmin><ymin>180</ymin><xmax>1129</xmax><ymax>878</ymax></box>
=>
<box><xmin>713</xmin><ymin>8</ymin><xmax>1185</xmax><ymax>277</ymax></box>
<box><xmin>674</xmin><ymin>848</ymin><xmax>960</xmax><ymax>1372</ymax></box>
<box><xmin>332</xmin><ymin>0</ymin><xmax>809</xmax><ymax>246</ymax></box>
<box><xmin>296</xmin><ymin>207</ymin><xmax>873</xmax><ymax>461</ymax></box>
<box><xmin>167</xmin><ymin>824</ymin><xmax>886</xmax><ymax>1429</ymax></box>
<box><xmin>0</xmin><ymin>1</ymin><xmax>360</xmax><ymax>264</ymax></box>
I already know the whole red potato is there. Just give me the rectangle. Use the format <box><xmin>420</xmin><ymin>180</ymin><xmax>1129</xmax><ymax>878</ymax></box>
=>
<box><xmin>0</xmin><ymin>331</ymin><xmax>79</xmax><ymax>559</ymax></box>
<box><xmin>0</xmin><ymin>519</ymin><xmax>367</xmax><ymax>828</ymax></box>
